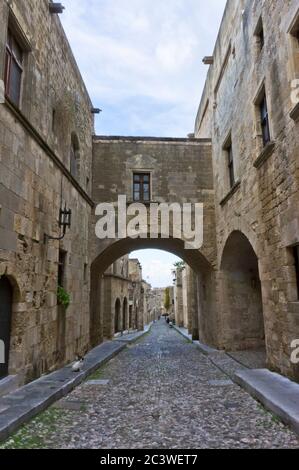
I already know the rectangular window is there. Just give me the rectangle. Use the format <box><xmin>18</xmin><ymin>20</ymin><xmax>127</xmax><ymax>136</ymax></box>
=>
<box><xmin>254</xmin><ymin>17</ymin><xmax>264</xmax><ymax>51</ymax></box>
<box><xmin>289</xmin><ymin>11</ymin><xmax>299</xmax><ymax>46</ymax></box>
<box><xmin>223</xmin><ymin>134</ymin><xmax>235</xmax><ymax>190</ymax></box>
<box><xmin>4</xmin><ymin>29</ymin><xmax>23</xmax><ymax>106</ymax></box>
<box><xmin>294</xmin><ymin>246</ymin><xmax>299</xmax><ymax>299</ymax></box>
<box><xmin>58</xmin><ymin>250</ymin><xmax>67</xmax><ymax>287</ymax></box>
<box><xmin>84</xmin><ymin>263</ymin><xmax>88</xmax><ymax>284</ymax></box>
<box><xmin>227</xmin><ymin>144</ymin><xmax>235</xmax><ymax>188</ymax></box>
<box><xmin>260</xmin><ymin>93</ymin><xmax>270</xmax><ymax>147</ymax></box>
<box><xmin>133</xmin><ymin>173</ymin><xmax>151</xmax><ymax>202</ymax></box>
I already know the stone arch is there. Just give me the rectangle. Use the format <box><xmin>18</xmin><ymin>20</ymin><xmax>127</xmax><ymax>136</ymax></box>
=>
<box><xmin>219</xmin><ymin>230</ymin><xmax>265</xmax><ymax>351</ymax></box>
<box><xmin>218</xmin><ymin>223</ymin><xmax>259</xmax><ymax>270</ymax></box>
<box><xmin>90</xmin><ymin>236</ymin><xmax>216</xmax><ymax>347</ymax></box>
<box><xmin>70</xmin><ymin>132</ymin><xmax>80</xmax><ymax>179</ymax></box>
<box><xmin>114</xmin><ymin>298</ymin><xmax>121</xmax><ymax>334</ymax></box>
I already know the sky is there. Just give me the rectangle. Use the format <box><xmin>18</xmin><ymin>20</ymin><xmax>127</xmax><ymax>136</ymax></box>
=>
<box><xmin>60</xmin><ymin>0</ymin><xmax>226</xmax><ymax>137</ymax></box>
<box><xmin>60</xmin><ymin>0</ymin><xmax>226</xmax><ymax>287</ymax></box>
<box><xmin>130</xmin><ymin>249</ymin><xmax>182</xmax><ymax>288</ymax></box>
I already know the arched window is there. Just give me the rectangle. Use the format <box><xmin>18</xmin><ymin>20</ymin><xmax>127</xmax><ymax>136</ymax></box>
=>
<box><xmin>70</xmin><ymin>132</ymin><xmax>80</xmax><ymax>179</ymax></box>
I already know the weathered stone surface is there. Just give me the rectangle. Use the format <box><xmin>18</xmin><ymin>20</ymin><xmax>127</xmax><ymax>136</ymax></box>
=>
<box><xmin>234</xmin><ymin>369</ymin><xmax>299</xmax><ymax>435</ymax></box>
<box><xmin>1</xmin><ymin>322</ymin><xmax>298</xmax><ymax>449</ymax></box>
<box><xmin>195</xmin><ymin>0</ymin><xmax>299</xmax><ymax>380</ymax></box>
<box><xmin>0</xmin><ymin>0</ymin><xmax>94</xmax><ymax>383</ymax></box>
<box><xmin>0</xmin><ymin>328</ymin><xmax>150</xmax><ymax>442</ymax></box>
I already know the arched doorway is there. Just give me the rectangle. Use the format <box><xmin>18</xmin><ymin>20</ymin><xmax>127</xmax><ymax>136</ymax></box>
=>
<box><xmin>114</xmin><ymin>299</ymin><xmax>121</xmax><ymax>334</ymax></box>
<box><xmin>129</xmin><ymin>305</ymin><xmax>133</xmax><ymax>329</ymax></box>
<box><xmin>0</xmin><ymin>277</ymin><xmax>13</xmax><ymax>379</ymax></box>
<box><xmin>123</xmin><ymin>298</ymin><xmax>128</xmax><ymax>332</ymax></box>
<box><xmin>220</xmin><ymin>231</ymin><xmax>265</xmax><ymax>351</ymax></box>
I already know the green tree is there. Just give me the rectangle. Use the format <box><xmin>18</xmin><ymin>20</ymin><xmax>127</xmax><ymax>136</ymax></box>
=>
<box><xmin>164</xmin><ymin>287</ymin><xmax>171</xmax><ymax>312</ymax></box>
<box><xmin>174</xmin><ymin>261</ymin><xmax>185</xmax><ymax>270</ymax></box>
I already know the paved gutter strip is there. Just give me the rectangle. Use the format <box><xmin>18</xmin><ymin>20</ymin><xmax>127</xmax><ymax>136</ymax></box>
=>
<box><xmin>173</xmin><ymin>325</ymin><xmax>219</xmax><ymax>356</ymax></box>
<box><xmin>0</xmin><ymin>327</ymin><xmax>150</xmax><ymax>442</ymax></box>
<box><xmin>173</xmin><ymin>325</ymin><xmax>299</xmax><ymax>436</ymax></box>
<box><xmin>114</xmin><ymin>323</ymin><xmax>152</xmax><ymax>344</ymax></box>
<box><xmin>234</xmin><ymin>369</ymin><xmax>299</xmax><ymax>436</ymax></box>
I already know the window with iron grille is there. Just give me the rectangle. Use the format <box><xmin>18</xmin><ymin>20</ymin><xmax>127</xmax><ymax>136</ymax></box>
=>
<box><xmin>260</xmin><ymin>93</ymin><xmax>270</xmax><ymax>147</ymax></box>
<box><xmin>4</xmin><ymin>29</ymin><xmax>23</xmax><ymax>106</ymax></box>
<box><xmin>133</xmin><ymin>173</ymin><xmax>151</xmax><ymax>202</ymax></box>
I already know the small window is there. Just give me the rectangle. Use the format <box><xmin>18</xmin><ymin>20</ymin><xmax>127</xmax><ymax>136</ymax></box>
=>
<box><xmin>227</xmin><ymin>144</ymin><xmax>235</xmax><ymax>188</ymax></box>
<box><xmin>84</xmin><ymin>263</ymin><xmax>88</xmax><ymax>284</ymax></box>
<box><xmin>133</xmin><ymin>173</ymin><xmax>151</xmax><ymax>202</ymax></box>
<box><xmin>58</xmin><ymin>250</ymin><xmax>67</xmax><ymax>287</ymax></box>
<box><xmin>4</xmin><ymin>29</ymin><xmax>23</xmax><ymax>106</ymax></box>
<box><xmin>254</xmin><ymin>18</ymin><xmax>264</xmax><ymax>51</ymax></box>
<box><xmin>294</xmin><ymin>28</ymin><xmax>299</xmax><ymax>45</ymax></box>
<box><xmin>294</xmin><ymin>246</ymin><xmax>299</xmax><ymax>299</ymax></box>
<box><xmin>288</xmin><ymin>11</ymin><xmax>299</xmax><ymax>78</ymax></box>
<box><xmin>289</xmin><ymin>11</ymin><xmax>299</xmax><ymax>45</ymax></box>
<box><xmin>223</xmin><ymin>135</ymin><xmax>235</xmax><ymax>189</ymax></box>
<box><xmin>52</xmin><ymin>109</ymin><xmax>56</xmax><ymax>133</ymax></box>
<box><xmin>260</xmin><ymin>93</ymin><xmax>271</xmax><ymax>147</ymax></box>
<box><xmin>70</xmin><ymin>133</ymin><xmax>80</xmax><ymax>178</ymax></box>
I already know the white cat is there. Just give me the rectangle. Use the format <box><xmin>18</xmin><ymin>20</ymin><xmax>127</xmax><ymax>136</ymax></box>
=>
<box><xmin>72</xmin><ymin>356</ymin><xmax>84</xmax><ymax>372</ymax></box>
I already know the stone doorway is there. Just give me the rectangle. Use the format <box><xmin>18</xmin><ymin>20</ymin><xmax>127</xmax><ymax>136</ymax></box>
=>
<box><xmin>122</xmin><ymin>298</ymin><xmax>128</xmax><ymax>332</ymax></box>
<box><xmin>114</xmin><ymin>299</ymin><xmax>121</xmax><ymax>334</ymax></box>
<box><xmin>0</xmin><ymin>277</ymin><xmax>13</xmax><ymax>379</ymax></box>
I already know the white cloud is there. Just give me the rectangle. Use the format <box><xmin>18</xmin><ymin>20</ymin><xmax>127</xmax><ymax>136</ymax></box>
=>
<box><xmin>59</xmin><ymin>1</ymin><xmax>227</xmax><ymax>285</ymax></box>
<box><xmin>130</xmin><ymin>250</ymin><xmax>181</xmax><ymax>288</ymax></box>
<box><xmin>60</xmin><ymin>0</ymin><xmax>227</xmax><ymax>136</ymax></box>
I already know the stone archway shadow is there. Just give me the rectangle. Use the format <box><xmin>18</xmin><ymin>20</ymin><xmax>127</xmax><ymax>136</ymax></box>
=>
<box><xmin>219</xmin><ymin>230</ymin><xmax>266</xmax><ymax>352</ymax></box>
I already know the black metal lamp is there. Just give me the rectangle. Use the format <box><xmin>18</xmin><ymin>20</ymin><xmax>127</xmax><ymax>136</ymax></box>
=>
<box><xmin>49</xmin><ymin>2</ymin><xmax>65</xmax><ymax>14</ymax></box>
<box><xmin>91</xmin><ymin>108</ymin><xmax>102</xmax><ymax>114</ymax></box>
<box><xmin>44</xmin><ymin>204</ymin><xmax>72</xmax><ymax>243</ymax></box>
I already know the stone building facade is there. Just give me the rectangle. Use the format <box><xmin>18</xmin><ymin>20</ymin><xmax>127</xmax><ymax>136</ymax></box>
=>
<box><xmin>101</xmin><ymin>256</ymin><xmax>131</xmax><ymax>339</ymax></box>
<box><xmin>150</xmin><ymin>288</ymin><xmax>165</xmax><ymax>317</ymax></box>
<box><xmin>0</xmin><ymin>0</ymin><xmax>94</xmax><ymax>384</ymax></box>
<box><xmin>174</xmin><ymin>265</ymin><xmax>199</xmax><ymax>339</ymax></box>
<box><xmin>90</xmin><ymin>136</ymin><xmax>216</xmax><ymax>353</ymax></box>
<box><xmin>128</xmin><ymin>259</ymin><xmax>157</xmax><ymax>330</ymax></box>
<box><xmin>195</xmin><ymin>0</ymin><xmax>299</xmax><ymax>378</ymax></box>
<box><xmin>1</xmin><ymin>0</ymin><xmax>299</xmax><ymax>388</ymax></box>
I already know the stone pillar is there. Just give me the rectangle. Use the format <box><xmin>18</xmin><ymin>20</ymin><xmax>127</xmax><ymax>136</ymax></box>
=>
<box><xmin>189</xmin><ymin>269</ymin><xmax>199</xmax><ymax>341</ymax></box>
<box><xmin>174</xmin><ymin>268</ymin><xmax>184</xmax><ymax>327</ymax></box>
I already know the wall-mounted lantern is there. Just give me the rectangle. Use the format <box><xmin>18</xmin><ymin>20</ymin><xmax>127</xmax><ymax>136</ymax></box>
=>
<box><xmin>91</xmin><ymin>108</ymin><xmax>102</xmax><ymax>114</ymax></box>
<box><xmin>49</xmin><ymin>2</ymin><xmax>65</xmax><ymax>14</ymax></box>
<box><xmin>44</xmin><ymin>205</ymin><xmax>72</xmax><ymax>243</ymax></box>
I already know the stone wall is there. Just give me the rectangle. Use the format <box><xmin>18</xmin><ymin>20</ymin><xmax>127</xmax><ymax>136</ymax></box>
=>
<box><xmin>102</xmin><ymin>256</ymin><xmax>130</xmax><ymax>339</ymax></box>
<box><xmin>90</xmin><ymin>136</ymin><xmax>217</xmax><ymax>349</ymax></box>
<box><xmin>195</xmin><ymin>0</ymin><xmax>299</xmax><ymax>378</ymax></box>
<box><xmin>0</xmin><ymin>0</ymin><xmax>94</xmax><ymax>383</ymax></box>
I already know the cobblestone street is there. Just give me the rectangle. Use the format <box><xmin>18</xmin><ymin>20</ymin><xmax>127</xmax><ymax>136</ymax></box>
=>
<box><xmin>1</xmin><ymin>321</ymin><xmax>299</xmax><ymax>449</ymax></box>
